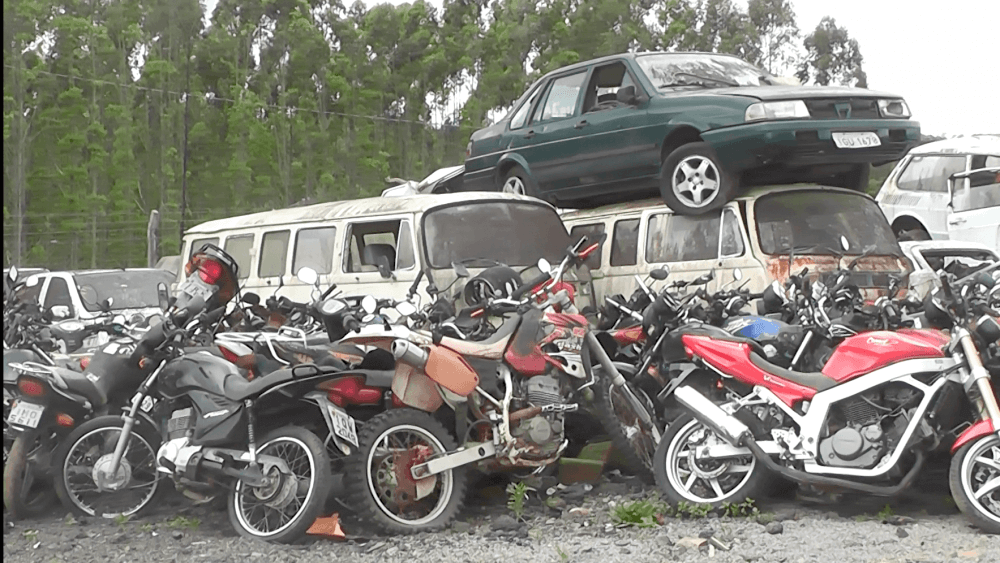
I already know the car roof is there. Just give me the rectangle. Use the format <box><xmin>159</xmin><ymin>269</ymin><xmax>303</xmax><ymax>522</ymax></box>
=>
<box><xmin>908</xmin><ymin>135</ymin><xmax>1000</xmax><ymax>156</ymax></box>
<box><xmin>185</xmin><ymin>192</ymin><xmax>549</xmax><ymax>235</ymax></box>
<box><xmin>559</xmin><ymin>184</ymin><xmax>864</xmax><ymax>220</ymax></box>
<box><xmin>29</xmin><ymin>268</ymin><xmax>171</xmax><ymax>276</ymax></box>
<box><xmin>536</xmin><ymin>51</ymin><xmax>745</xmax><ymax>78</ymax></box>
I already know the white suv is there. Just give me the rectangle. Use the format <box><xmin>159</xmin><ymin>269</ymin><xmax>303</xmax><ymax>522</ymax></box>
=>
<box><xmin>876</xmin><ymin>135</ymin><xmax>999</xmax><ymax>249</ymax></box>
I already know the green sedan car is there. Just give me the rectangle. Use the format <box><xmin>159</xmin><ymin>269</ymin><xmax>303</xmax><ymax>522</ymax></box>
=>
<box><xmin>462</xmin><ymin>52</ymin><xmax>920</xmax><ymax>215</ymax></box>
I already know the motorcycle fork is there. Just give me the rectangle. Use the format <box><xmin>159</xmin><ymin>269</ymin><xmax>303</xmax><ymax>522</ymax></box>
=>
<box><xmin>584</xmin><ymin>332</ymin><xmax>660</xmax><ymax>441</ymax></box>
<box><xmin>959</xmin><ymin>331</ymin><xmax>1000</xmax><ymax>431</ymax></box>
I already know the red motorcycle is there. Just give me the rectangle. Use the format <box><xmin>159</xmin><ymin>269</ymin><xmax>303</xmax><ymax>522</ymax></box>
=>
<box><xmin>652</xmin><ymin>270</ymin><xmax>1000</xmax><ymax>533</ymax></box>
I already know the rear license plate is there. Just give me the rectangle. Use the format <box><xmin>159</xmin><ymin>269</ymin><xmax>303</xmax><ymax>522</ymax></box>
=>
<box><xmin>7</xmin><ymin>402</ymin><xmax>45</xmax><ymax>429</ymax></box>
<box><xmin>178</xmin><ymin>277</ymin><xmax>215</xmax><ymax>302</ymax></box>
<box><xmin>832</xmin><ymin>132</ymin><xmax>881</xmax><ymax>149</ymax></box>
<box><xmin>326</xmin><ymin>404</ymin><xmax>358</xmax><ymax>448</ymax></box>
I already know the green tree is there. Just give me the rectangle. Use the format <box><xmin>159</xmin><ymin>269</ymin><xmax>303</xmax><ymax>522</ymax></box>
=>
<box><xmin>797</xmin><ymin>16</ymin><xmax>867</xmax><ymax>87</ymax></box>
<box><xmin>747</xmin><ymin>0</ymin><xmax>798</xmax><ymax>75</ymax></box>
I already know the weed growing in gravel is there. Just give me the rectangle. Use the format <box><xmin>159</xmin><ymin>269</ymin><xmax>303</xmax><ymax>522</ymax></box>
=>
<box><xmin>612</xmin><ymin>499</ymin><xmax>668</xmax><ymax>528</ymax></box>
<box><xmin>855</xmin><ymin>514</ymin><xmax>870</xmax><ymax>523</ymax></box>
<box><xmin>63</xmin><ymin>514</ymin><xmax>78</xmax><ymax>526</ymax></box>
<box><xmin>721</xmin><ymin>498</ymin><xmax>759</xmax><ymax>518</ymax></box>
<box><xmin>674</xmin><ymin>501</ymin><xmax>712</xmax><ymax>519</ymax></box>
<box><xmin>141</xmin><ymin>523</ymin><xmax>155</xmax><ymax>533</ymax></box>
<box><xmin>113</xmin><ymin>514</ymin><xmax>131</xmax><ymax>529</ymax></box>
<box><xmin>555</xmin><ymin>545</ymin><xmax>570</xmax><ymax>562</ymax></box>
<box><xmin>877</xmin><ymin>504</ymin><xmax>895</xmax><ymax>521</ymax></box>
<box><xmin>166</xmin><ymin>515</ymin><xmax>201</xmax><ymax>530</ymax></box>
<box><xmin>507</xmin><ymin>481</ymin><xmax>528</xmax><ymax>521</ymax></box>
<box><xmin>23</xmin><ymin>529</ymin><xmax>39</xmax><ymax>542</ymax></box>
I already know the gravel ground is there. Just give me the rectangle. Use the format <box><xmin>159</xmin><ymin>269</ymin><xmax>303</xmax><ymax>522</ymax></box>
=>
<box><xmin>4</xmin><ymin>466</ymin><xmax>997</xmax><ymax>563</ymax></box>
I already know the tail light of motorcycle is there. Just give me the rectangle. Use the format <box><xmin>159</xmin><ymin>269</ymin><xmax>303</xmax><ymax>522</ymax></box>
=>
<box><xmin>319</xmin><ymin>376</ymin><xmax>382</xmax><ymax>407</ymax></box>
<box><xmin>17</xmin><ymin>376</ymin><xmax>46</xmax><ymax>397</ymax></box>
<box><xmin>55</xmin><ymin>413</ymin><xmax>74</xmax><ymax>427</ymax></box>
<box><xmin>198</xmin><ymin>259</ymin><xmax>224</xmax><ymax>285</ymax></box>
<box><xmin>79</xmin><ymin>356</ymin><xmax>90</xmax><ymax>370</ymax></box>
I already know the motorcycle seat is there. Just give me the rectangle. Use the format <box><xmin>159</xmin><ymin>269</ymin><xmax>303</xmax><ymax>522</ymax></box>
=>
<box><xmin>48</xmin><ymin>366</ymin><xmax>108</xmax><ymax>407</ymax></box>
<box><xmin>272</xmin><ymin>342</ymin><xmax>350</xmax><ymax>370</ymax></box>
<box><xmin>305</xmin><ymin>334</ymin><xmax>330</xmax><ymax>346</ymax></box>
<box><xmin>222</xmin><ymin>367</ymin><xmax>297</xmax><ymax>402</ymax></box>
<box><xmin>334</xmin><ymin>369</ymin><xmax>395</xmax><ymax>388</ymax></box>
<box><xmin>439</xmin><ymin>315</ymin><xmax>521</xmax><ymax>360</ymax></box>
<box><xmin>748</xmin><ymin>352</ymin><xmax>837</xmax><ymax>391</ymax></box>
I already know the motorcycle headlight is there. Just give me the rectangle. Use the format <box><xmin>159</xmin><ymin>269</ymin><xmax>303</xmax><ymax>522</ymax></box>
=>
<box><xmin>877</xmin><ymin>99</ymin><xmax>911</xmax><ymax>118</ymax></box>
<box><xmin>56</xmin><ymin>320</ymin><xmax>85</xmax><ymax>333</ymax></box>
<box><xmin>745</xmin><ymin>100</ymin><xmax>810</xmax><ymax>122</ymax></box>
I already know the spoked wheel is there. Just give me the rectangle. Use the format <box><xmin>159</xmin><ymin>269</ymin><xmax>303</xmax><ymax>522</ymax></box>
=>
<box><xmin>654</xmin><ymin>415</ymin><xmax>765</xmax><ymax>507</ymax></box>
<box><xmin>53</xmin><ymin>416</ymin><xmax>163</xmax><ymax>518</ymax></box>
<box><xmin>595</xmin><ymin>377</ymin><xmax>658</xmax><ymax>481</ymax></box>
<box><xmin>950</xmin><ymin>433</ymin><xmax>1000</xmax><ymax>534</ymax></box>
<box><xmin>228</xmin><ymin>426</ymin><xmax>331</xmax><ymax>543</ymax></box>
<box><xmin>345</xmin><ymin>409</ymin><xmax>467</xmax><ymax>534</ymax></box>
<box><xmin>3</xmin><ymin>435</ymin><xmax>59</xmax><ymax>519</ymax></box>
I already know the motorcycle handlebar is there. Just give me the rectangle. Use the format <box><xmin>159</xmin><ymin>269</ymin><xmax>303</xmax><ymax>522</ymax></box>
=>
<box><xmin>342</xmin><ymin>314</ymin><xmax>361</xmax><ymax>333</ymax></box>
<box><xmin>512</xmin><ymin>271</ymin><xmax>552</xmax><ymax>301</ymax></box>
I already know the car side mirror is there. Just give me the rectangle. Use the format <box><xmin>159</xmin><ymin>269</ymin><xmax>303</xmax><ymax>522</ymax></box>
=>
<box><xmin>616</xmin><ymin>85</ymin><xmax>637</xmax><ymax>105</ymax></box>
<box><xmin>156</xmin><ymin>282</ymin><xmax>170</xmax><ymax>312</ymax></box>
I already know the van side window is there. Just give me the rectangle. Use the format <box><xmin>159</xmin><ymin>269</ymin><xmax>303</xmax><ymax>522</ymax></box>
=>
<box><xmin>189</xmin><ymin>237</ymin><xmax>219</xmax><ymax>259</ymax></box>
<box><xmin>720</xmin><ymin>209</ymin><xmax>745</xmax><ymax>257</ymax></box>
<box><xmin>969</xmin><ymin>155</ymin><xmax>1000</xmax><ymax>188</ymax></box>
<box><xmin>610</xmin><ymin>219</ymin><xmax>640</xmax><ymax>267</ymax></box>
<box><xmin>224</xmin><ymin>235</ymin><xmax>254</xmax><ymax>280</ymax></box>
<box><xmin>43</xmin><ymin>277</ymin><xmax>74</xmax><ymax>310</ymax></box>
<box><xmin>895</xmin><ymin>155</ymin><xmax>966</xmax><ymax>192</ymax></box>
<box><xmin>569</xmin><ymin>223</ymin><xmax>606</xmax><ymax>270</ymax></box>
<box><xmin>259</xmin><ymin>230</ymin><xmax>290</xmax><ymax>278</ymax></box>
<box><xmin>645</xmin><ymin>212</ymin><xmax>720</xmax><ymax>263</ymax></box>
<box><xmin>293</xmin><ymin>227</ymin><xmax>337</xmax><ymax>275</ymax></box>
<box><xmin>345</xmin><ymin>220</ymin><xmax>412</xmax><ymax>273</ymax></box>
<box><xmin>396</xmin><ymin>220</ymin><xmax>416</xmax><ymax>270</ymax></box>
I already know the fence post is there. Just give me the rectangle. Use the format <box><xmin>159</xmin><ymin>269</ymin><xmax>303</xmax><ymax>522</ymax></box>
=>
<box><xmin>147</xmin><ymin>210</ymin><xmax>160</xmax><ymax>268</ymax></box>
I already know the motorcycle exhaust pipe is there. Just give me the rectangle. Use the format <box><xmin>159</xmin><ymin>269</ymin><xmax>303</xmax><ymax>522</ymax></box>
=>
<box><xmin>391</xmin><ymin>339</ymin><xmax>428</xmax><ymax>369</ymax></box>
<box><xmin>673</xmin><ymin>386</ymin><xmax>751</xmax><ymax>446</ymax></box>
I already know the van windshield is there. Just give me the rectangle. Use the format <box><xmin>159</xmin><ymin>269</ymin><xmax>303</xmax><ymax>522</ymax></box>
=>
<box><xmin>423</xmin><ymin>202</ymin><xmax>571</xmax><ymax>268</ymax></box>
<box><xmin>75</xmin><ymin>270</ymin><xmax>175</xmax><ymax>312</ymax></box>
<box><xmin>755</xmin><ymin>191</ymin><xmax>901</xmax><ymax>256</ymax></box>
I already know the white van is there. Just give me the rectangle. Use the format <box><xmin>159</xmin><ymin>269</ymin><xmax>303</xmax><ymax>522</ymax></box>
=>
<box><xmin>177</xmin><ymin>193</ymin><xmax>593</xmax><ymax>309</ymax></box>
<box><xmin>876</xmin><ymin>135</ymin><xmax>999</xmax><ymax>248</ymax></box>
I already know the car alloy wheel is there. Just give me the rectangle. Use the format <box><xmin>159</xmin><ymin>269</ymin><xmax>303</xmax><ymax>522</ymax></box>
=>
<box><xmin>672</xmin><ymin>155</ymin><xmax>721</xmax><ymax>209</ymax></box>
<box><xmin>502</xmin><ymin>176</ymin><xmax>526</xmax><ymax>196</ymax></box>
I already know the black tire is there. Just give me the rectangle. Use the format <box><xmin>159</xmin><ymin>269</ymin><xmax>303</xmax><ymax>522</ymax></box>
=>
<box><xmin>653</xmin><ymin>415</ymin><xmax>767</xmax><ymax>508</ymax></box>
<box><xmin>498</xmin><ymin>164</ymin><xmax>540</xmax><ymax>198</ymax></box>
<box><xmin>895</xmin><ymin>227</ymin><xmax>931</xmax><ymax>242</ymax></box>
<box><xmin>228</xmin><ymin>426</ymin><xmax>332</xmax><ymax>543</ymax></box>
<box><xmin>593</xmin><ymin>370</ymin><xmax>657</xmax><ymax>482</ymax></box>
<box><xmin>53</xmin><ymin>415</ymin><xmax>165</xmax><ymax>518</ymax></box>
<box><xmin>3</xmin><ymin>435</ymin><xmax>59</xmax><ymax>519</ymax></box>
<box><xmin>949</xmin><ymin>433</ymin><xmax>1000</xmax><ymax>534</ymax></box>
<box><xmin>344</xmin><ymin>408</ymin><xmax>467</xmax><ymax>534</ymax></box>
<box><xmin>830</xmin><ymin>163</ymin><xmax>871</xmax><ymax>193</ymax></box>
<box><xmin>660</xmin><ymin>142</ymin><xmax>737</xmax><ymax>215</ymax></box>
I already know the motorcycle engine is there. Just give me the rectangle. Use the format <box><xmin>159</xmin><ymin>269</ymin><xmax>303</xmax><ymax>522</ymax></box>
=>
<box><xmin>509</xmin><ymin>375</ymin><xmax>565</xmax><ymax>458</ymax></box>
<box><xmin>818</xmin><ymin>383</ymin><xmax>922</xmax><ymax>469</ymax></box>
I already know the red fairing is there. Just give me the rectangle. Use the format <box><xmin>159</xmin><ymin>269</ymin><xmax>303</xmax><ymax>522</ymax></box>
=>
<box><xmin>951</xmin><ymin>419</ymin><xmax>996</xmax><ymax>454</ymax></box>
<box><xmin>504</xmin><ymin>346</ymin><xmax>549</xmax><ymax>376</ymax></box>
<box><xmin>320</xmin><ymin>376</ymin><xmax>382</xmax><ymax>407</ymax></box>
<box><xmin>544</xmin><ymin>312</ymin><xmax>588</xmax><ymax>328</ymax></box>
<box><xmin>822</xmin><ymin>329</ymin><xmax>948</xmax><ymax>384</ymax></box>
<box><xmin>613</xmin><ymin>325</ymin><xmax>646</xmax><ymax>346</ymax></box>
<box><xmin>681</xmin><ymin>334</ymin><xmax>817</xmax><ymax>405</ymax></box>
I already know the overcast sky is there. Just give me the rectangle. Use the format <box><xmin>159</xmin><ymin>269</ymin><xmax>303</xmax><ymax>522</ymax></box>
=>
<box><xmin>205</xmin><ymin>0</ymin><xmax>999</xmax><ymax>136</ymax></box>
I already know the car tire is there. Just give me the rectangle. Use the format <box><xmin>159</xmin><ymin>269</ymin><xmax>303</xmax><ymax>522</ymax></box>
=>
<box><xmin>660</xmin><ymin>143</ymin><xmax>736</xmax><ymax>215</ymax></box>
<box><xmin>830</xmin><ymin>163</ymin><xmax>871</xmax><ymax>193</ymax></box>
<box><xmin>498</xmin><ymin>165</ymin><xmax>540</xmax><ymax>199</ymax></box>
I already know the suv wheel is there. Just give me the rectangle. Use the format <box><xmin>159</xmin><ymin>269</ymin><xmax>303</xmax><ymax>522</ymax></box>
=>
<box><xmin>660</xmin><ymin>143</ymin><xmax>736</xmax><ymax>215</ymax></box>
<box><xmin>499</xmin><ymin>165</ymin><xmax>538</xmax><ymax>198</ymax></box>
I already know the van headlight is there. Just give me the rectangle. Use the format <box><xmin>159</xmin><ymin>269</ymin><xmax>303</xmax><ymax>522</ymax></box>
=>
<box><xmin>878</xmin><ymin>99</ymin><xmax>911</xmax><ymax>118</ymax></box>
<box><xmin>745</xmin><ymin>100</ymin><xmax>809</xmax><ymax>122</ymax></box>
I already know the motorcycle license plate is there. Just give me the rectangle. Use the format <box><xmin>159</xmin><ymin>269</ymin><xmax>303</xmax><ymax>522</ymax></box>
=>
<box><xmin>326</xmin><ymin>404</ymin><xmax>358</xmax><ymax>448</ymax></box>
<box><xmin>178</xmin><ymin>277</ymin><xmax>214</xmax><ymax>302</ymax></box>
<box><xmin>129</xmin><ymin>393</ymin><xmax>156</xmax><ymax>413</ymax></box>
<box><xmin>7</xmin><ymin>402</ymin><xmax>45</xmax><ymax>429</ymax></box>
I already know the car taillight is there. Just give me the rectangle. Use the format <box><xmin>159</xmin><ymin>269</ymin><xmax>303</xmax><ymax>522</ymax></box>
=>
<box><xmin>199</xmin><ymin>259</ymin><xmax>224</xmax><ymax>285</ymax></box>
<box><xmin>18</xmin><ymin>377</ymin><xmax>46</xmax><ymax>397</ymax></box>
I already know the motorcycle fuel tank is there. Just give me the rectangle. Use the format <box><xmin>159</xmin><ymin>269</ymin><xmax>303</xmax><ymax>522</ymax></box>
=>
<box><xmin>822</xmin><ymin>329</ymin><xmax>950</xmax><ymax>383</ymax></box>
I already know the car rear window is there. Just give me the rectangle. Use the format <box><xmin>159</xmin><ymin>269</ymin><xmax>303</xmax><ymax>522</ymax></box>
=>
<box><xmin>74</xmin><ymin>270</ymin><xmax>175</xmax><ymax>312</ymax></box>
<box><xmin>755</xmin><ymin>191</ymin><xmax>901</xmax><ymax>257</ymax></box>
<box><xmin>895</xmin><ymin>155</ymin><xmax>966</xmax><ymax>192</ymax></box>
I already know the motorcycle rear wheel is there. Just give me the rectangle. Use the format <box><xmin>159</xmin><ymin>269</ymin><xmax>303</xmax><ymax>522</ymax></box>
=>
<box><xmin>3</xmin><ymin>435</ymin><xmax>59</xmax><ymax>519</ymax></box>
<box><xmin>950</xmin><ymin>433</ymin><xmax>1000</xmax><ymax>534</ymax></box>
<box><xmin>345</xmin><ymin>408</ymin><xmax>467</xmax><ymax>534</ymax></box>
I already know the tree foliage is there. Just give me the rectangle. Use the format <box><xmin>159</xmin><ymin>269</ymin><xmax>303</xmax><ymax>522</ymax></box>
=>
<box><xmin>3</xmin><ymin>0</ymin><xmax>868</xmax><ymax>269</ymax></box>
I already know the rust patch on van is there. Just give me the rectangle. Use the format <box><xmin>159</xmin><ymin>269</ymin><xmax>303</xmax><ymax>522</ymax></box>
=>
<box><xmin>765</xmin><ymin>255</ymin><xmax>910</xmax><ymax>301</ymax></box>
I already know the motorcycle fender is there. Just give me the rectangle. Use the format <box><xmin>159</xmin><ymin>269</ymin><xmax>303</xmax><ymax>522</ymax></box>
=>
<box><xmin>391</xmin><ymin>364</ymin><xmax>444</xmax><ymax>412</ymax></box>
<box><xmin>951</xmin><ymin>419</ymin><xmax>997</xmax><ymax>454</ymax></box>
<box><xmin>425</xmin><ymin>346</ymin><xmax>479</xmax><ymax>397</ymax></box>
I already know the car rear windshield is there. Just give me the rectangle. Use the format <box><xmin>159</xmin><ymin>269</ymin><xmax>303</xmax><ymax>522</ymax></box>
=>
<box><xmin>423</xmin><ymin>202</ymin><xmax>571</xmax><ymax>269</ymax></box>
<box><xmin>75</xmin><ymin>270</ymin><xmax>175</xmax><ymax>312</ymax></box>
<box><xmin>755</xmin><ymin>191</ymin><xmax>901</xmax><ymax>256</ymax></box>
<box><xmin>636</xmin><ymin>53</ymin><xmax>775</xmax><ymax>90</ymax></box>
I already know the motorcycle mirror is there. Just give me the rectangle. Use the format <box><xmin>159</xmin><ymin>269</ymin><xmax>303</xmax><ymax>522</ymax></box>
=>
<box><xmin>452</xmin><ymin>262</ymin><xmax>470</xmax><ymax>279</ymax></box>
<box><xmin>112</xmin><ymin>314</ymin><xmax>126</xmax><ymax>325</ymax></box>
<box><xmin>649</xmin><ymin>268</ymin><xmax>669</xmax><ymax>280</ymax></box>
<box><xmin>25</xmin><ymin>275</ymin><xmax>39</xmax><ymax>288</ymax></box>
<box><xmin>396</xmin><ymin>301</ymin><xmax>417</xmax><ymax>316</ymax></box>
<box><xmin>362</xmin><ymin>295</ymin><xmax>378</xmax><ymax>314</ymax></box>
<box><xmin>296</xmin><ymin>267</ymin><xmax>319</xmax><ymax>287</ymax></box>
<box><xmin>840</xmin><ymin>235</ymin><xmax>850</xmax><ymax>252</ymax></box>
<box><xmin>733</xmin><ymin>268</ymin><xmax>743</xmax><ymax>282</ymax></box>
<box><xmin>156</xmin><ymin>282</ymin><xmax>170</xmax><ymax>312</ymax></box>
<box><xmin>50</xmin><ymin>305</ymin><xmax>72</xmax><ymax>319</ymax></box>
<box><xmin>6</xmin><ymin>266</ymin><xmax>17</xmax><ymax>283</ymax></box>
<box><xmin>100</xmin><ymin>297</ymin><xmax>114</xmax><ymax>312</ymax></box>
<box><xmin>241</xmin><ymin>292</ymin><xmax>260</xmax><ymax>306</ymax></box>
<box><xmin>537</xmin><ymin>258</ymin><xmax>552</xmax><ymax>275</ymax></box>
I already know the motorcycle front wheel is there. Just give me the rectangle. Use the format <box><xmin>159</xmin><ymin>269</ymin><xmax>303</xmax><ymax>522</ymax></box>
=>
<box><xmin>3</xmin><ymin>434</ymin><xmax>59</xmax><ymax>519</ymax></box>
<box><xmin>950</xmin><ymin>433</ymin><xmax>1000</xmax><ymax>534</ymax></box>
<box><xmin>53</xmin><ymin>415</ymin><xmax>164</xmax><ymax>518</ymax></box>
<box><xmin>345</xmin><ymin>408</ymin><xmax>467</xmax><ymax>534</ymax></box>
<box><xmin>594</xmin><ymin>368</ymin><xmax>658</xmax><ymax>481</ymax></box>
<box><xmin>228</xmin><ymin>426</ymin><xmax>332</xmax><ymax>543</ymax></box>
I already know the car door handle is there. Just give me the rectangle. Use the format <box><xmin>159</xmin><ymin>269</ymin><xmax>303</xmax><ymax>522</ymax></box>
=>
<box><xmin>523</xmin><ymin>130</ymin><xmax>535</xmax><ymax>139</ymax></box>
<box><xmin>949</xmin><ymin>217</ymin><xmax>967</xmax><ymax>225</ymax></box>
<box><xmin>574</xmin><ymin>120</ymin><xmax>588</xmax><ymax>129</ymax></box>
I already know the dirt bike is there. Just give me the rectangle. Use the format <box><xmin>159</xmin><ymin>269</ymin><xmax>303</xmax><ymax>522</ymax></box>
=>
<box><xmin>651</xmin><ymin>267</ymin><xmax>1000</xmax><ymax>533</ymax></box>
<box><xmin>339</xmin><ymin>236</ymin><xmax>660</xmax><ymax>533</ymax></box>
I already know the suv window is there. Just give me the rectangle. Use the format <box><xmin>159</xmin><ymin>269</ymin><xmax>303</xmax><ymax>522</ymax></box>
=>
<box><xmin>258</xmin><ymin>230</ymin><xmax>290</xmax><ymax>278</ymax></box>
<box><xmin>720</xmin><ymin>208</ymin><xmax>745</xmax><ymax>257</ymax></box>
<box><xmin>610</xmin><ymin>219</ymin><xmax>640</xmax><ymax>267</ymax></box>
<box><xmin>581</xmin><ymin>62</ymin><xmax>636</xmax><ymax>113</ymax></box>
<box><xmin>968</xmin><ymin>155</ymin><xmax>1000</xmax><ymax>188</ymax></box>
<box><xmin>293</xmin><ymin>227</ymin><xmax>337</xmax><ymax>275</ymax></box>
<box><xmin>646</xmin><ymin>212</ymin><xmax>721</xmax><ymax>263</ymax></box>
<box><xmin>189</xmin><ymin>237</ymin><xmax>219</xmax><ymax>259</ymax></box>
<box><xmin>569</xmin><ymin>224</ymin><xmax>606</xmax><ymax>270</ymax></box>
<box><xmin>345</xmin><ymin>220</ymin><xmax>415</xmax><ymax>273</ymax></box>
<box><xmin>43</xmin><ymin>277</ymin><xmax>73</xmax><ymax>310</ymax></box>
<box><xmin>896</xmin><ymin>155</ymin><xmax>966</xmax><ymax>192</ymax></box>
<box><xmin>224</xmin><ymin>235</ymin><xmax>254</xmax><ymax>280</ymax></box>
<box><xmin>537</xmin><ymin>71</ymin><xmax>587</xmax><ymax>122</ymax></box>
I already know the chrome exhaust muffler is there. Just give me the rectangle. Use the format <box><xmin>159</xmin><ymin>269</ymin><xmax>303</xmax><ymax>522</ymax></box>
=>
<box><xmin>391</xmin><ymin>339</ymin><xmax>429</xmax><ymax>369</ymax></box>
<box><xmin>673</xmin><ymin>386</ymin><xmax>750</xmax><ymax>446</ymax></box>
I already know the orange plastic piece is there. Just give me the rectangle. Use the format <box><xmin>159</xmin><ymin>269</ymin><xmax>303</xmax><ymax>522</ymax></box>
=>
<box><xmin>307</xmin><ymin>512</ymin><xmax>346</xmax><ymax>540</ymax></box>
<box><xmin>425</xmin><ymin>345</ymin><xmax>479</xmax><ymax>396</ymax></box>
